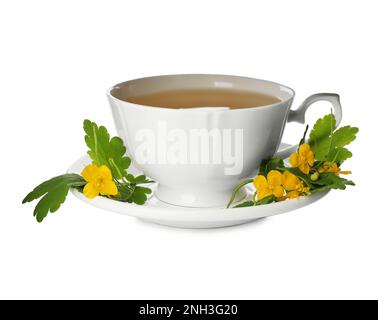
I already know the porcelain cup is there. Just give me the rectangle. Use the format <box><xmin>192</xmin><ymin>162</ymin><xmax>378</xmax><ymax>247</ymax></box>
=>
<box><xmin>107</xmin><ymin>74</ymin><xmax>342</xmax><ymax>207</ymax></box>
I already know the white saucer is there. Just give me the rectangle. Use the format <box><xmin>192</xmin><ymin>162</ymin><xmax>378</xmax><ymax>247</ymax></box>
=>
<box><xmin>67</xmin><ymin>144</ymin><xmax>329</xmax><ymax>229</ymax></box>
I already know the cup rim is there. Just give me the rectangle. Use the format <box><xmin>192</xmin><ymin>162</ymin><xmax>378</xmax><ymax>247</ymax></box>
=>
<box><xmin>107</xmin><ymin>74</ymin><xmax>295</xmax><ymax>112</ymax></box>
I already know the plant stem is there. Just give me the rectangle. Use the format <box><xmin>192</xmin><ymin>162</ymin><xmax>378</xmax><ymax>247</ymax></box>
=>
<box><xmin>299</xmin><ymin>124</ymin><xmax>309</xmax><ymax>146</ymax></box>
<box><xmin>109</xmin><ymin>158</ymin><xmax>123</xmax><ymax>180</ymax></box>
<box><xmin>227</xmin><ymin>178</ymin><xmax>254</xmax><ymax>208</ymax></box>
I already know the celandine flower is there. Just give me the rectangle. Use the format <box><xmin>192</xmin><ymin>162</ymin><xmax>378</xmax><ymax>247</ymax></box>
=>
<box><xmin>319</xmin><ymin>161</ymin><xmax>351</xmax><ymax>175</ymax></box>
<box><xmin>253</xmin><ymin>170</ymin><xmax>285</xmax><ymax>200</ymax></box>
<box><xmin>289</xmin><ymin>144</ymin><xmax>314</xmax><ymax>174</ymax></box>
<box><xmin>81</xmin><ymin>164</ymin><xmax>118</xmax><ymax>199</ymax></box>
<box><xmin>282</xmin><ymin>171</ymin><xmax>309</xmax><ymax>199</ymax></box>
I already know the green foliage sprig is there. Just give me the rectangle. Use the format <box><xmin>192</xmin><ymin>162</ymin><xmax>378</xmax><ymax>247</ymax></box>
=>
<box><xmin>22</xmin><ymin>120</ymin><xmax>152</xmax><ymax>222</ymax></box>
<box><xmin>228</xmin><ymin>114</ymin><xmax>358</xmax><ymax>208</ymax></box>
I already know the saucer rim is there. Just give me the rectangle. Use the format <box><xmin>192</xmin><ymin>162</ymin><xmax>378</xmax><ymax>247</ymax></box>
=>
<box><xmin>68</xmin><ymin>155</ymin><xmax>329</xmax><ymax>223</ymax></box>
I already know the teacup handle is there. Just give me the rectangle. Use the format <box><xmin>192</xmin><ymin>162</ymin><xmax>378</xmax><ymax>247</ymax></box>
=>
<box><xmin>275</xmin><ymin>93</ymin><xmax>342</xmax><ymax>159</ymax></box>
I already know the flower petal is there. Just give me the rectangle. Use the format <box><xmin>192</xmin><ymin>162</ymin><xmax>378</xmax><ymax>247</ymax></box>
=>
<box><xmin>267</xmin><ymin>170</ymin><xmax>282</xmax><ymax>187</ymax></box>
<box><xmin>299</xmin><ymin>163</ymin><xmax>310</xmax><ymax>174</ymax></box>
<box><xmin>299</xmin><ymin>144</ymin><xmax>314</xmax><ymax>167</ymax></box>
<box><xmin>100</xmin><ymin>180</ymin><xmax>118</xmax><ymax>196</ymax></box>
<box><xmin>254</xmin><ymin>175</ymin><xmax>268</xmax><ymax>190</ymax></box>
<box><xmin>282</xmin><ymin>171</ymin><xmax>301</xmax><ymax>191</ymax></box>
<box><xmin>98</xmin><ymin>165</ymin><xmax>113</xmax><ymax>180</ymax></box>
<box><xmin>289</xmin><ymin>153</ymin><xmax>300</xmax><ymax>167</ymax></box>
<box><xmin>330</xmin><ymin>163</ymin><xmax>339</xmax><ymax>173</ymax></box>
<box><xmin>81</xmin><ymin>164</ymin><xmax>100</xmax><ymax>183</ymax></box>
<box><xmin>307</xmin><ymin>152</ymin><xmax>315</xmax><ymax>166</ymax></box>
<box><xmin>287</xmin><ymin>190</ymin><xmax>300</xmax><ymax>199</ymax></box>
<box><xmin>272</xmin><ymin>186</ymin><xmax>285</xmax><ymax>198</ymax></box>
<box><xmin>257</xmin><ymin>187</ymin><xmax>272</xmax><ymax>200</ymax></box>
<box><xmin>276</xmin><ymin>196</ymin><xmax>287</xmax><ymax>202</ymax></box>
<box><xmin>322</xmin><ymin>162</ymin><xmax>331</xmax><ymax>171</ymax></box>
<box><xmin>83</xmin><ymin>182</ymin><xmax>100</xmax><ymax>199</ymax></box>
<box><xmin>299</xmin><ymin>144</ymin><xmax>311</xmax><ymax>157</ymax></box>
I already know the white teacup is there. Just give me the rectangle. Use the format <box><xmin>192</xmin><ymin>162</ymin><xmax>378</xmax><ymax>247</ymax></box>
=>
<box><xmin>107</xmin><ymin>74</ymin><xmax>342</xmax><ymax>207</ymax></box>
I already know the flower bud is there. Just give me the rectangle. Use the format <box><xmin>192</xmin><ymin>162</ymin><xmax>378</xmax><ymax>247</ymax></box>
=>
<box><xmin>310</xmin><ymin>171</ymin><xmax>319</xmax><ymax>181</ymax></box>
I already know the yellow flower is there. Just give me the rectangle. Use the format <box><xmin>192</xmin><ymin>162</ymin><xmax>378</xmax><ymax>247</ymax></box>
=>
<box><xmin>81</xmin><ymin>164</ymin><xmax>118</xmax><ymax>199</ymax></box>
<box><xmin>319</xmin><ymin>161</ymin><xmax>351</xmax><ymax>175</ymax></box>
<box><xmin>282</xmin><ymin>171</ymin><xmax>309</xmax><ymax>199</ymax></box>
<box><xmin>289</xmin><ymin>143</ymin><xmax>314</xmax><ymax>174</ymax></box>
<box><xmin>282</xmin><ymin>171</ymin><xmax>302</xmax><ymax>191</ymax></box>
<box><xmin>253</xmin><ymin>170</ymin><xmax>285</xmax><ymax>200</ymax></box>
<box><xmin>286</xmin><ymin>190</ymin><xmax>301</xmax><ymax>199</ymax></box>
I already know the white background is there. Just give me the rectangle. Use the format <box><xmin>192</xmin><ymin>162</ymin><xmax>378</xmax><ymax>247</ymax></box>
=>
<box><xmin>0</xmin><ymin>0</ymin><xmax>377</xmax><ymax>299</ymax></box>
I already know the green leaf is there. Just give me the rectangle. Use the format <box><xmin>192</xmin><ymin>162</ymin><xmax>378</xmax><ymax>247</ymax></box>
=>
<box><xmin>258</xmin><ymin>158</ymin><xmax>284</xmax><ymax>176</ymax></box>
<box><xmin>22</xmin><ymin>174</ymin><xmax>85</xmax><ymax>203</ymax></box>
<box><xmin>312</xmin><ymin>172</ymin><xmax>355</xmax><ymax>190</ymax></box>
<box><xmin>312</xmin><ymin>161</ymin><xmax>325</xmax><ymax>169</ymax></box>
<box><xmin>127</xmin><ymin>186</ymin><xmax>152</xmax><ymax>205</ymax></box>
<box><xmin>83</xmin><ymin>119</ymin><xmax>131</xmax><ymax>180</ymax></box>
<box><xmin>330</xmin><ymin>126</ymin><xmax>359</xmax><ymax>148</ymax></box>
<box><xmin>22</xmin><ymin>174</ymin><xmax>86</xmax><ymax>222</ymax></box>
<box><xmin>113</xmin><ymin>183</ymin><xmax>135</xmax><ymax>202</ymax></box>
<box><xmin>233</xmin><ymin>201</ymin><xmax>255</xmax><ymax>208</ymax></box>
<box><xmin>309</xmin><ymin>115</ymin><xmax>359</xmax><ymax>163</ymax></box>
<box><xmin>256</xmin><ymin>195</ymin><xmax>276</xmax><ymax>205</ymax></box>
<box><xmin>309</xmin><ymin>114</ymin><xmax>336</xmax><ymax>160</ymax></box>
<box><xmin>126</xmin><ymin>174</ymin><xmax>154</xmax><ymax>184</ymax></box>
<box><xmin>325</xmin><ymin>125</ymin><xmax>358</xmax><ymax>163</ymax></box>
<box><xmin>232</xmin><ymin>194</ymin><xmax>275</xmax><ymax>208</ymax></box>
<box><xmin>327</xmin><ymin>147</ymin><xmax>353</xmax><ymax>163</ymax></box>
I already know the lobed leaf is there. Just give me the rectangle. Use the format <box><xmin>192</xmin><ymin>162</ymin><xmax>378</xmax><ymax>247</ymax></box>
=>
<box><xmin>258</xmin><ymin>158</ymin><xmax>284</xmax><ymax>176</ymax></box>
<box><xmin>127</xmin><ymin>186</ymin><xmax>152</xmax><ymax>205</ymax></box>
<box><xmin>113</xmin><ymin>183</ymin><xmax>135</xmax><ymax>202</ymax></box>
<box><xmin>330</xmin><ymin>126</ymin><xmax>359</xmax><ymax>149</ymax></box>
<box><xmin>34</xmin><ymin>184</ymin><xmax>70</xmax><ymax>222</ymax></box>
<box><xmin>22</xmin><ymin>174</ymin><xmax>85</xmax><ymax>203</ymax></box>
<box><xmin>327</xmin><ymin>147</ymin><xmax>353</xmax><ymax>163</ymax></box>
<box><xmin>309</xmin><ymin>114</ymin><xmax>336</xmax><ymax>161</ymax></box>
<box><xmin>126</xmin><ymin>174</ymin><xmax>154</xmax><ymax>184</ymax></box>
<box><xmin>22</xmin><ymin>174</ymin><xmax>86</xmax><ymax>222</ymax></box>
<box><xmin>83</xmin><ymin>120</ymin><xmax>131</xmax><ymax>180</ymax></box>
<box><xmin>312</xmin><ymin>172</ymin><xmax>355</xmax><ymax>190</ymax></box>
